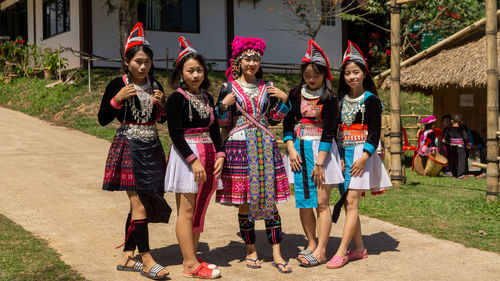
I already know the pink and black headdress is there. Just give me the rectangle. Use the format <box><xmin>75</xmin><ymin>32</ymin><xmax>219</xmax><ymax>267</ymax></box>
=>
<box><xmin>341</xmin><ymin>41</ymin><xmax>368</xmax><ymax>71</ymax></box>
<box><xmin>176</xmin><ymin>36</ymin><xmax>197</xmax><ymax>66</ymax></box>
<box><xmin>124</xmin><ymin>22</ymin><xmax>150</xmax><ymax>56</ymax></box>
<box><xmin>225</xmin><ymin>36</ymin><xmax>266</xmax><ymax>81</ymax></box>
<box><xmin>301</xmin><ymin>39</ymin><xmax>333</xmax><ymax>81</ymax></box>
<box><xmin>421</xmin><ymin>115</ymin><xmax>436</xmax><ymax>125</ymax></box>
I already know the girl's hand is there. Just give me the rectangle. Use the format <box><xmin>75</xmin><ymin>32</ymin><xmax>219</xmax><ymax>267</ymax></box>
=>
<box><xmin>311</xmin><ymin>164</ymin><xmax>325</xmax><ymax>188</ymax></box>
<box><xmin>340</xmin><ymin>159</ymin><xmax>345</xmax><ymax>173</ymax></box>
<box><xmin>214</xmin><ymin>157</ymin><xmax>225</xmax><ymax>179</ymax></box>
<box><xmin>350</xmin><ymin>152</ymin><xmax>370</xmax><ymax>177</ymax></box>
<box><xmin>221</xmin><ymin>92</ymin><xmax>236</xmax><ymax>111</ymax></box>
<box><xmin>191</xmin><ymin>159</ymin><xmax>207</xmax><ymax>183</ymax></box>
<box><xmin>267</xmin><ymin>86</ymin><xmax>288</xmax><ymax>103</ymax></box>
<box><xmin>115</xmin><ymin>85</ymin><xmax>136</xmax><ymax>104</ymax></box>
<box><xmin>288</xmin><ymin>148</ymin><xmax>302</xmax><ymax>172</ymax></box>
<box><xmin>153</xmin><ymin>89</ymin><xmax>166</xmax><ymax>109</ymax></box>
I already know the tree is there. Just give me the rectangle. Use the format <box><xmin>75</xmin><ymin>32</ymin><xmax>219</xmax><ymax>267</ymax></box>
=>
<box><xmin>281</xmin><ymin>0</ymin><xmax>370</xmax><ymax>39</ymax></box>
<box><xmin>104</xmin><ymin>0</ymin><xmax>139</xmax><ymax>62</ymax></box>
<box><xmin>346</xmin><ymin>0</ymin><xmax>486</xmax><ymax>69</ymax></box>
<box><xmin>281</xmin><ymin>0</ymin><xmax>486</xmax><ymax>70</ymax></box>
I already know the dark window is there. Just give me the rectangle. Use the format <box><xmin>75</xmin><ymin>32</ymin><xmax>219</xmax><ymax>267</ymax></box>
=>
<box><xmin>43</xmin><ymin>0</ymin><xmax>70</xmax><ymax>39</ymax></box>
<box><xmin>138</xmin><ymin>0</ymin><xmax>199</xmax><ymax>33</ymax></box>
<box><xmin>321</xmin><ymin>2</ymin><xmax>336</xmax><ymax>26</ymax></box>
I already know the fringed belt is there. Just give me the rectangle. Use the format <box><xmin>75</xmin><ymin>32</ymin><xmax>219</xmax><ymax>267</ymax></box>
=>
<box><xmin>338</xmin><ymin>124</ymin><xmax>368</xmax><ymax>146</ymax></box>
<box><xmin>184</xmin><ymin>128</ymin><xmax>213</xmax><ymax>144</ymax></box>
<box><xmin>118</xmin><ymin>123</ymin><xmax>158</xmax><ymax>141</ymax></box>
<box><xmin>294</xmin><ymin>119</ymin><xmax>323</xmax><ymax>140</ymax></box>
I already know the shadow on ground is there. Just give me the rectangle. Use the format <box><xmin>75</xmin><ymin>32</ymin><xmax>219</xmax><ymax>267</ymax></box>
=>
<box><xmin>147</xmin><ymin>230</ymin><xmax>399</xmax><ymax>268</ymax></box>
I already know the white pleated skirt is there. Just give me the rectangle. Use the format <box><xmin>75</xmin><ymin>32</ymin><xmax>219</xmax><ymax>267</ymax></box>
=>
<box><xmin>343</xmin><ymin>144</ymin><xmax>391</xmax><ymax>193</ymax></box>
<box><xmin>165</xmin><ymin>143</ymin><xmax>223</xmax><ymax>193</ymax></box>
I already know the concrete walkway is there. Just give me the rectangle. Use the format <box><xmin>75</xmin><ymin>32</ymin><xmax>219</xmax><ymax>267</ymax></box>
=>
<box><xmin>1</xmin><ymin>107</ymin><xmax>499</xmax><ymax>281</ymax></box>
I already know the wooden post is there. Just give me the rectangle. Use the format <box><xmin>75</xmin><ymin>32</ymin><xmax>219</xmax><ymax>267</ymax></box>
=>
<box><xmin>485</xmin><ymin>0</ymin><xmax>499</xmax><ymax>202</ymax></box>
<box><xmin>87</xmin><ymin>57</ymin><xmax>91</xmax><ymax>93</ymax></box>
<box><xmin>57</xmin><ymin>45</ymin><xmax>62</xmax><ymax>81</ymax></box>
<box><xmin>389</xmin><ymin>0</ymin><xmax>404</xmax><ymax>186</ymax></box>
<box><xmin>166</xmin><ymin>47</ymin><xmax>169</xmax><ymax>72</ymax></box>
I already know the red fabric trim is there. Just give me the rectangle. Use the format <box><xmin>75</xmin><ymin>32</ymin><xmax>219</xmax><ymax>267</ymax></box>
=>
<box><xmin>186</xmin><ymin>154</ymin><xmax>197</xmax><ymax>163</ymax></box>
<box><xmin>110</xmin><ymin>96</ymin><xmax>123</xmax><ymax>110</ymax></box>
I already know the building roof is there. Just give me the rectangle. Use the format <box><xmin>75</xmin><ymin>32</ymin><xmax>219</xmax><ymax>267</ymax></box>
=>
<box><xmin>377</xmin><ymin>10</ymin><xmax>500</xmax><ymax>93</ymax></box>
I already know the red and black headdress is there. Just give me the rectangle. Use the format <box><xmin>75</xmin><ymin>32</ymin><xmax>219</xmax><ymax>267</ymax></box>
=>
<box><xmin>301</xmin><ymin>39</ymin><xmax>333</xmax><ymax>81</ymax></box>
<box><xmin>124</xmin><ymin>22</ymin><xmax>150</xmax><ymax>56</ymax></box>
<box><xmin>341</xmin><ymin>41</ymin><xmax>368</xmax><ymax>71</ymax></box>
<box><xmin>176</xmin><ymin>36</ymin><xmax>198</xmax><ymax>66</ymax></box>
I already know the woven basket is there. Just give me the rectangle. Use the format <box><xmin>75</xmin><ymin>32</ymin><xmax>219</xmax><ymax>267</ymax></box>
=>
<box><xmin>424</xmin><ymin>153</ymin><xmax>448</xmax><ymax>177</ymax></box>
<box><xmin>414</xmin><ymin>154</ymin><xmax>427</xmax><ymax>176</ymax></box>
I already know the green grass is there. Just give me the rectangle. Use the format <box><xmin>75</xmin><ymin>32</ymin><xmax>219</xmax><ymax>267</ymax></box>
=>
<box><xmin>0</xmin><ymin>214</ymin><xmax>87</xmax><ymax>281</ymax></box>
<box><xmin>329</xmin><ymin>169</ymin><xmax>499</xmax><ymax>253</ymax></box>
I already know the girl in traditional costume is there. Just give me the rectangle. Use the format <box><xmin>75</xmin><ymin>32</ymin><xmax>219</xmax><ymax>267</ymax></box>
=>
<box><xmin>164</xmin><ymin>37</ymin><xmax>224</xmax><ymax>279</ymax></box>
<box><xmin>98</xmin><ymin>22</ymin><xmax>170</xmax><ymax>280</ymax></box>
<box><xmin>215</xmin><ymin>36</ymin><xmax>292</xmax><ymax>273</ymax></box>
<box><xmin>418</xmin><ymin>115</ymin><xmax>438</xmax><ymax>157</ymax></box>
<box><xmin>327</xmin><ymin>41</ymin><xmax>391</xmax><ymax>269</ymax></box>
<box><xmin>282</xmin><ymin>40</ymin><xmax>344</xmax><ymax>267</ymax></box>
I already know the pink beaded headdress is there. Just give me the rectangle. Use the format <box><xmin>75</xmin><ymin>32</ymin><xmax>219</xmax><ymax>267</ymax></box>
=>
<box><xmin>177</xmin><ymin>36</ymin><xmax>197</xmax><ymax>66</ymax></box>
<box><xmin>302</xmin><ymin>39</ymin><xmax>333</xmax><ymax>81</ymax></box>
<box><xmin>225</xmin><ymin>36</ymin><xmax>266</xmax><ymax>81</ymax></box>
<box><xmin>421</xmin><ymin>115</ymin><xmax>436</xmax><ymax>125</ymax></box>
<box><xmin>124</xmin><ymin>22</ymin><xmax>150</xmax><ymax>56</ymax></box>
<box><xmin>341</xmin><ymin>41</ymin><xmax>368</xmax><ymax>71</ymax></box>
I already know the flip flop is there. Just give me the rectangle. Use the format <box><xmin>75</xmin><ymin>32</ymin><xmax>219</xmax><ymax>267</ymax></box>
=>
<box><xmin>116</xmin><ymin>260</ymin><xmax>143</xmax><ymax>272</ymax></box>
<box><xmin>299</xmin><ymin>253</ymin><xmax>326</xmax><ymax>267</ymax></box>
<box><xmin>140</xmin><ymin>264</ymin><xmax>169</xmax><ymax>280</ymax></box>
<box><xmin>271</xmin><ymin>262</ymin><xmax>292</xmax><ymax>274</ymax></box>
<box><xmin>296</xmin><ymin>249</ymin><xmax>313</xmax><ymax>262</ymax></box>
<box><xmin>245</xmin><ymin>258</ymin><xmax>261</xmax><ymax>269</ymax></box>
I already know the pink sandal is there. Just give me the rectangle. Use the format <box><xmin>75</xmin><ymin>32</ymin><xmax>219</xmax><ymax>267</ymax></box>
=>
<box><xmin>326</xmin><ymin>255</ymin><xmax>349</xmax><ymax>269</ymax></box>
<box><xmin>347</xmin><ymin>249</ymin><xmax>368</xmax><ymax>261</ymax></box>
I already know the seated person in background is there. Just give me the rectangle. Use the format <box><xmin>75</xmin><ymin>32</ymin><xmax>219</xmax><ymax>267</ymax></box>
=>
<box><xmin>418</xmin><ymin>115</ymin><xmax>438</xmax><ymax>156</ymax></box>
<box><xmin>462</xmin><ymin>124</ymin><xmax>486</xmax><ymax>178</ymax></box>
<box><xmin>443</xmin><ymin>113</ymin><xmax>469</xmax><ymax>179</ymax></box>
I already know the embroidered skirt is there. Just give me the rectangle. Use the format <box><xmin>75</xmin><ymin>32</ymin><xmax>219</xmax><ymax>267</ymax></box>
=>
<box><xmin>283</xmin><ymin>139</ymin><xmax>344</xmax><ymax>208</ymax></box>
<box><xmin>102</xmin><ymin>132</ymin><xmax>166</xmax><ymax>193</ymax></box>
<box><xmin>216</xmin><ymin>128</ymin><xmax>290</xmax><ymax>221</ymax></box>
<box><xmin>165</xmin><ymin>128</ymin><xmax>222</xmax><ymax>233</ymax></box>
<box><xmin>102</xmin><ymin>127</ymin><xmax>171</xmax><ymax>223</ymax></box>
<box><xmin>341</xmin><ymin>143</ymin><xmax>391</xmax><ymax>194</ymax></box>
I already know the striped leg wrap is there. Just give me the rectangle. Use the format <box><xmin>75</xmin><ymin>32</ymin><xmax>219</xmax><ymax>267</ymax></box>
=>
<box><xmin>123</xmin><ymin>213</ymin><xmax>137</xmax><ymax>251</ymax></box>
<box><xmin>238</xmin><ymin>213</ymin><xmax>256</xmax><ymax>245</ymax></box>
<box><xmin>265</xmin><ymin>212</ymin><xmax>282</xmax><ymax>245</ymax></box>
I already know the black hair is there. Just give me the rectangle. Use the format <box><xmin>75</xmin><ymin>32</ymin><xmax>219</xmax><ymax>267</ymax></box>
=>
<box><xmin>442</xmin><ymin>114</ymin><xmax>451</xmax><ymax>120</ymax></box>
<box><xmin>170</xmin><ymin>52</ymin><xmax>211</xmax><ymax>91</ymax></box>
<box><xmin>293</xmin><ymin>62</ymin><xmax>336</xmax><ymax>103</ymax></box>
<box><xmin>122</xmin><ymin>45</ymin><xmax>155</xmax><ymax>79</ymax></box>
<box><xmin>337</xmin><ymin>60</ymin><xmax>377</xmax><ymax>101</ymax></box>
<box><xmin>236</xmin><ymin>58</ymin><xmax>264</xmax><ymax>80</ymax></box>
<box><xmin>451</xmin><ymin>113</ymin><xmax>463</xmax><ymax>124</ymax></box>
<box><xmin>424</xmin><ymin>123</ymin><xmax>434</xmax><ymax>130</ymax></box>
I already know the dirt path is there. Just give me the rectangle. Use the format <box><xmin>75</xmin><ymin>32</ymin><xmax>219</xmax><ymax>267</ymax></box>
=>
<box><xmin>1</xmin><ymin>107</ymin><xmax>499</xmax><ymax>281</ymax></box>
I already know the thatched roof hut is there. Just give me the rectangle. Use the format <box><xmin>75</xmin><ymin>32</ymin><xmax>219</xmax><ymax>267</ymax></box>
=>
<box><xmin>376</xmin><ymin>11</ymin><xmax>500</xmax><ymax>138</ymax></box>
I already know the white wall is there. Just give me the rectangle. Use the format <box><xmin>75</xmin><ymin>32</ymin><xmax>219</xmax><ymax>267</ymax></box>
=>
<box><xmin>233</xmin><ymin>0</ymin><xmax>343</xmax><ymax>69</ymax></box>
<box><xmin>90</xmin><ymin>0</ymin><xmax>343</xmax><ymax>71</ymax></box>
<box><xmin>92</xmin><ymin>0</ymin><xmax>227</xmax><ymax>70</ymax></box>
<box><xmin>27</xmin><ymin>0</ymin><xmax>81</xmax><ymax>69</ymax></box>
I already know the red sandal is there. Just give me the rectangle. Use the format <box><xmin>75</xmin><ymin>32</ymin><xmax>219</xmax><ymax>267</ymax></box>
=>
<box><xmin>182</xmin><ymin>263</ymin><xmax>221</xmax><ymax>279</ymax></box>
